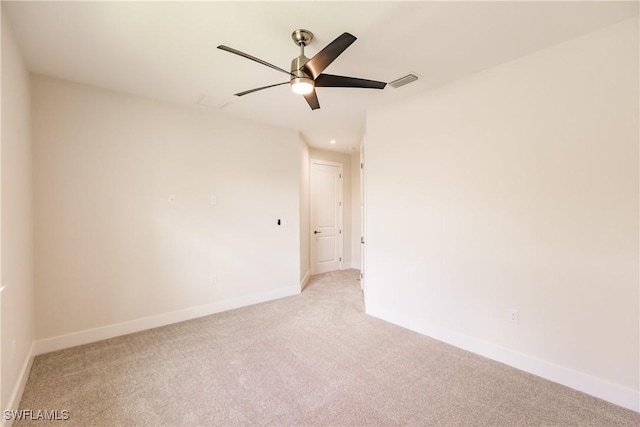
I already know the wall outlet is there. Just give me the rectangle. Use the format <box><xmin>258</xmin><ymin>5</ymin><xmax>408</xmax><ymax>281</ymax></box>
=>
<box><xmin>210</xmin><ymin>275</ymin><xmax>217</xmax><ymax>286</ymax></box>
<box><xmin>210</xmin><ymin>195</ymin><xmax>217</xmax><ymax>206</ymax></box>
<box><xmin>509</xmin><ymin>309</ymin><xmax>519</xmax><ymax>324</ymax></box>
<box><xmin>169</xmin><ymin>195</ymin><xmax>176</xmax><ymax>204</ymax></box>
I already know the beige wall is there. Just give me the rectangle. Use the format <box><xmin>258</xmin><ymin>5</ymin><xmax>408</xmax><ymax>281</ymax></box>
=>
<box><xmin>299</xmin><ymin>135</ymin><xmax>310</xmax><ymax>286</ymax></box>
<box><xmin>365</xmin><ymin>17</ymin><xmax>639</xmax><ymax>409</ymax></box>
<box><xmin>32</xmin><ymin>75</ymin><xmax>301</xmax><ymax>341</ymax></box>
<box><xmin>1</xmin><ymin>11</ymin><xmax>35</xmax><ymax>414</ymax></box>
<box><xmin>350</xmin><ymin>151</ymin><xmax>361</xmax><ymax>268</ymax></box>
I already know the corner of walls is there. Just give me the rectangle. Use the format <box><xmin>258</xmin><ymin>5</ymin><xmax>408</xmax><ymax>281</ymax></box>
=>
<box><xmin>341</xmin><ymin>262</ymin><xmax>361</xmax><ymax>270</ymax></box>
<box><xmin>300</xmin><ymin>270</ymin><xmax>311</xmax><ymax>291</ymax></box>
<box><xmin>299</xmin><ymin>133</ymin><xmax>310</xmax><ymax>288</ymax></box>
<box><xmin>1</xmin><ymin>10</ymin><xmax>35</xmax><ymax>420</ymax></box>
<box><xmin>1</xmin><ymin>343</ymin><xmax>35</xmax><ymax>427</ymax></box>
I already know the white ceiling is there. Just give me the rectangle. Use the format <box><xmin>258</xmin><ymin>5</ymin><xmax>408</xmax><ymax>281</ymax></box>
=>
<box><xmin>4</xmin><ymin>1</ymin><xmax>638</xmax><ymax>153</ymax></box>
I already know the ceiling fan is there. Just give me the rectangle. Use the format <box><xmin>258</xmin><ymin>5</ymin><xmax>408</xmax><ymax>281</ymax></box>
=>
<box><xmin>217</xmin><ymin>29</ymin><xmax>387</xmax><ymax>110</ymax></box>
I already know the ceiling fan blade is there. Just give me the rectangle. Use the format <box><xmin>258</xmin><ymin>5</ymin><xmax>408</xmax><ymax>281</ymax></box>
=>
<box><xmin>234</xmin><ymin>82</ymin><xmax>290</xmax><ymax>97</ymax></box>
<box><xmin>301</xmin><ymin>32</ymin><xmax>357</xmax><ymax>79</ymax></box>
<box><xmin>217</xmin><ymin>45</ymin><xmax>293</xmax><ymax>76</ymax></box>
<box><xmin>315</xmin><ymin>74</ymin><xmax>387</xmax><ymax>89</ymax></box>
<box><xmin>303</xmin><ymin>89</ymin><xmax>320</xmax><ymax>110</ymax></box>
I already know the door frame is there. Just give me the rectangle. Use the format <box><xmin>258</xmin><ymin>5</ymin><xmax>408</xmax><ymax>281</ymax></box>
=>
<box><xmin>310</xmin><ymin>158</ymin><xmax>344</xmax><ymax>275</ymax></box>
<box><xmin>360</xmin><ymin>141</ymin><xmax>367</xmax><ymax>305</ymax></box>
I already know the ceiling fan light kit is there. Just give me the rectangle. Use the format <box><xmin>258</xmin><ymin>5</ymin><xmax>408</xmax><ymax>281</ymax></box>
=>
<box><xmin>217</xmin><ymin>29</ymin><xmax>387</xmax><ymax>110</ymax></box>
<box><xmin>291</xmin><ymin>77</ymin><xmax>314</xmax><ymax>95</ymax></box>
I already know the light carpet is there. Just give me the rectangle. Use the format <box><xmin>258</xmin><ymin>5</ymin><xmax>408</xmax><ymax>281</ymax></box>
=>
<box><xmin>15</xmin><ymin>269</ymin><xmax>640</xmax><ymax>426</ymax></box>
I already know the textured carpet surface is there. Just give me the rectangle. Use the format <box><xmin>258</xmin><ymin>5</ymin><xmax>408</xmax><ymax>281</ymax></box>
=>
<box><xmin>16</xmin><ymin>269</ymin><xmax>640</xmax><ymax>426</ymax></box>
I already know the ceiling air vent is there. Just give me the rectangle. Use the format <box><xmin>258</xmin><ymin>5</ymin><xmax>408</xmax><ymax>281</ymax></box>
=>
<box><xmin>389</xmin><ymin>73</ymin><xmax>419</xmax><ymax>89</ymax></box>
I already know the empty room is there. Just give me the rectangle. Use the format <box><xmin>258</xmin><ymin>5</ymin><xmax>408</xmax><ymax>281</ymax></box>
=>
<box><xmin>1</xmin><ymin>1</ymin><xmax>639</xmax><ymax>426</ymax></box>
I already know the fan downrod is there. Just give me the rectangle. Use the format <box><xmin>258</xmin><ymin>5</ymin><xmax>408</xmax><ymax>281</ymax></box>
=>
<box><xmin>291</xmin><ymin>29</ymin><xmax>313</xmax><ymax>47</ymax></box>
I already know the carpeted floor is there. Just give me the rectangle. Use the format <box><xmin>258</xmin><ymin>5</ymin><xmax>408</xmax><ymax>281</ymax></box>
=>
<box><xmin>15</xmin><ymin>269</ymin><xmax>640</xmax><ymax>426</ymax></box>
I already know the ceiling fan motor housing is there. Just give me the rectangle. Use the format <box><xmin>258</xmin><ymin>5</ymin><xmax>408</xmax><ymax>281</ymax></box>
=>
<box><xmin>290</xmin><ymin>56</ymin><xmax>313</xmax><ymax>94</ymax></box>
<box><xmin>291</xmin><ymin>55</ymin><xmax>312</xmax><ymax>81</ymax></box>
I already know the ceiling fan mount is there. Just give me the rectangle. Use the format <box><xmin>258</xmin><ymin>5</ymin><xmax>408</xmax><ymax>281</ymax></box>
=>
<box><xmin>217</xmin><ymin>29</ymin><xmax>386</xmax><ymax>110</ymax></box>
<box><xmin>291</xmin><ymin>29</ymin><xmax>314</xmax><ymax>47</ymax></box>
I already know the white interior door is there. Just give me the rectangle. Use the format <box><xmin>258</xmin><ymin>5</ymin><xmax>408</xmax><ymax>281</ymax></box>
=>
<box><xmin>310</xmin><ymin>160</ymin><xmax>343</xmax><ymax>275</ymax></box>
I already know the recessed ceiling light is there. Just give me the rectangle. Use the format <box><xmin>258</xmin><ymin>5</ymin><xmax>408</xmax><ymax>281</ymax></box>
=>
<box><xmin>330</xmin><ymin>140</ymin><xmax>336</xmax><ymax>144</ymax></box>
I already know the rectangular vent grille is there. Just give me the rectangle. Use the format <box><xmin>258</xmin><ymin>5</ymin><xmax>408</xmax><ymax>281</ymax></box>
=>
<box><xmin>389</xmin><ymin>74</ymin><xmax>419</xmax><ymax>88</ymax></box>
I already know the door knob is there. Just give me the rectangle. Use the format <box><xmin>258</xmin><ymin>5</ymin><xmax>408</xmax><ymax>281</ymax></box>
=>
<box><xmin>314</xmin><ymin>230</ymin><xmax>321</xmax><ymax>234</ymax></box>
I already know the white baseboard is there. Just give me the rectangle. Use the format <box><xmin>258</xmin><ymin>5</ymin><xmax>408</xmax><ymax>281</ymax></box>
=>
<box><xmin>3</xmin><ymin>342</ymin><xmax>35</xmax><ymax>427</ymax></box>
<box><xmin>300</xmin><ymin>270</ymin><xmax>311</xmax><ymax>290</ymax></box>
<box><xmin>341</xmin><ymin>262</ymin><xmax>361</xmax><ymax>270</ymax></box>
<box><xmin>34</xmin><ymin>285</ymin><xmax>300</xmax><ymax>356</ymax></box>
<box><xmin>367</xmin><ymin>306</ymin><xmax>640</xmax><ymax>413</ymax></box>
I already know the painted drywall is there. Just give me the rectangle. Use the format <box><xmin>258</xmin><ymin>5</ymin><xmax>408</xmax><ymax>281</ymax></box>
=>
<box><xmin>1</xmin><ymin>10</ymin><xmax>35</xmax><ymax>416</ymax></box>
<box><xmin>32</xmin><ymin>75</ymin><xmax>300</xmax><ymax>341</ymax></box>
<box><xmin>350</xmin><ymin>152</ymin><xmax>361</xmax><ymax>269</ymax></box>
<box><xmin>365</xmin><ymin>17</ymin><xmax>639</xmax><ymax>410</ymax></box>
<box><xmin>308</xmin><ymin>148</ymin><xmax>353</xmax><ymax>269</ymax></box>
<box><xmin>299</xmin><ymin>135</ymin><xmax>310</xmax><ymax>287</ymax></box>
